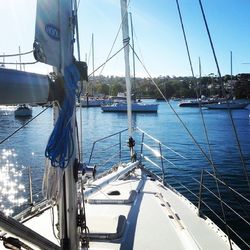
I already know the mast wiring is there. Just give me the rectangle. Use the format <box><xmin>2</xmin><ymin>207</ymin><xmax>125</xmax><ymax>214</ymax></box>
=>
<box><xmin>0</xmin><ymin>49</ymin><xmax>34</xmax><ymax>58</ymax></box>
<box><xmin>198</xmin><ymin>0</ymin><xmax>250</xmax><ymax>189</ymax></box>
<box><xmin>0</xmin><ymin>106</ymin><xmax>51</xmax><ymax>146</ymax></box>
<box><xmin>1</xmin><ymin>61</ymin><xmax>38</xmax><ymax>65</ymax></box>
<box><xmin>88</xmin><ymin>44</ymin><xmax>128</xmax><ymax>78</ymax></box>
<box><xmin>175</xmin><ymin>0</ymin><xmax>214</xmax><ymax>167</ymax></box>
<box><xmin>129</xmin><ymin>44</ymin><xmax>214</xmax><ymax>166</ymax></box>
<box><xmin>175</xmin><ymin>1</ymin><xmax>232</xmax><ymax>246</ymax></box>
<box><xmin>0</xmin><ymin>49</ymin><xmax>37</xmax><ymax>66</ymax></box>
<box><xmin>98</xmin><ymin>0</ymin><xmax>131</xmax><ymax>76</ymax></box>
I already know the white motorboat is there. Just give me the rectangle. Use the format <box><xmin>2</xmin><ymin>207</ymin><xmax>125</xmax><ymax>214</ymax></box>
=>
<box><xmin>14</xmin><ymin>104</ymin><xmax>32</xmax><ymax>117</ymax></box>
<box><xmin>0</xmin><ymin>0</ymin><xmax>249</xmax><ymax>250</ymax></box>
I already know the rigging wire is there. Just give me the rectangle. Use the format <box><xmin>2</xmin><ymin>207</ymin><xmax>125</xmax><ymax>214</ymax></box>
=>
<box><xmin>129</xmin><ymin>44</ymin><xmax>214</xmax><ymax>167</ymax></box>
<box><xmin>98</xmin><ymin>23</ymin><xmax>122</xmax><ymax>76</ymax></box>
<box><xmin>130</xmin><ymin>32</ymin><xmax>250</xmax><ymax>232</ymax></box>
<box><xmin>176</xmin><ymin>1</ymin><xmax>250</xmax><ymax>241</ymax></box>
<box><xmin>88</xmin><ymin>44</ymin><xmax>128</xmax><ymax>78</ymax></box>
<box><xmin>198</xmin><ymin>0</ymin><xmax>250</xmax><ymax>189</ymax></box>
<box><xmin>1</xmin><ymin>61</ymin><xmax>38</xmax><ymax>65</ymax></box>
<box><xmin>175</xmin><ymin>0</ymin><xmax>194</xmax><ymax>77</ymax></box>
<box><xmin>73</xmin><ymin>3</ymin><xmax>89</xmax><ymax>246</ymax></box>
<box><xmin>175</xmin><ymin>0</ymin><xmax>231</xmax><ymax>241</ymax></box>
<box><xmin>98</xmin><ymin>0</ymin><xmax>131</xmax><ymax>76</ymax></box>
<box><xmin>73</xmin><ymin>0</ymin><xmax>83</xmax><ymax>162</ymax></box>
<box><xmin>132</xmin><ymin>25</ymin><xmax>146</xmax><ymax>72</ymax></box>
<box><xmin>176</xmin><ymin>0</ymin><xmax>214</xmax><ymax>165</ymax></box>
<box><xmin>0</xmin><ymin>106</ymin><xmax>51</xmax><ymax>145</ymax></box>
<box><xmin>0</xmin><ymin>49</ymin><xmax>34</xmax><ymax>58</ymax></box>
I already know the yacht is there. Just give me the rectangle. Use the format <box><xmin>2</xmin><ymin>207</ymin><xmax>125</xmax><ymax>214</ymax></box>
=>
<box><xmin>0</xmin><ymin>1</ymin><xmax>248</xmax><ymax>249</ymax></box>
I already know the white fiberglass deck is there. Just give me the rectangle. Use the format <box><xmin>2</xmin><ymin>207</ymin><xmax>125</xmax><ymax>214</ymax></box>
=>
<box><xmin>0</xmin><ymin>163</ymin><xmax>240</xmax><ymax>250</ymax></box>
<box><xmin>83</xmin><ymin>165</ymin><xmax>239</xmax><ymax>250</ymax></box>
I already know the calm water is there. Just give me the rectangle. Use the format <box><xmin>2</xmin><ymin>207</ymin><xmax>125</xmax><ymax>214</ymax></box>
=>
<box><xmin>0</xmin><ymin>101</ymin><xmax>250</xmax><ymax>248</ymax></box>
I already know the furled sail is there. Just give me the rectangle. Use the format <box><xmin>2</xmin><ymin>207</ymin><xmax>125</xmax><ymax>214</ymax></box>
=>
<box><xmin>33</xmin><ymin>0</ymin><xmax>73</xmax><ymax>69</ymax></box>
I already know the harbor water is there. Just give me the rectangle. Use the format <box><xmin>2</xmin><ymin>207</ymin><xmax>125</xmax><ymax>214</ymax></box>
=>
<box><xmin>0</xmin><ymin>100</ymin><xmax>249</xmax><ymax>248</ymax></box>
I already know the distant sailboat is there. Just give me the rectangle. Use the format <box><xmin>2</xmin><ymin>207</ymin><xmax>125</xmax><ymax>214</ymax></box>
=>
<box><xmin>204</xmin><ymin>52</ymin><xmax>249</xmax><ymax>109</ymax></box>
<box><xmin>204</xmin><ymin>100</ymin><xmax>249</xmax><ymax>109</ymax></box>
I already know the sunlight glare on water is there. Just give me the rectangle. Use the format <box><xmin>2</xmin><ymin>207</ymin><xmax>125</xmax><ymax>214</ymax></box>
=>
<box><xmin>0</xmin><ymin>148</ymin><xmax>27</xmax><ymax>215</ymax></box>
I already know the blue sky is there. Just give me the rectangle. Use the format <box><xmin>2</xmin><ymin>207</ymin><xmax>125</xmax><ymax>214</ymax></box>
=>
<box><xmin>1</xmin><ymin>0</ymin><xmax>250</xmax><ymax>77</ymax></box>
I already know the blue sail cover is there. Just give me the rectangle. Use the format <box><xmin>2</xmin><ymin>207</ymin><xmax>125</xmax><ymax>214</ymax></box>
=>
<box><xmin>34</xmin><ymin>0</ymin><xmax>73</xmax><ymax>69</ymax></box>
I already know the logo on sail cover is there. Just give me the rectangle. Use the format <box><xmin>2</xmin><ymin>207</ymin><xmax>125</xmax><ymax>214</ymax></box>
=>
<box><xmin>45</xmin><ymin>24</ymin><xmax>60</xmax><ymax>41</ymax></box>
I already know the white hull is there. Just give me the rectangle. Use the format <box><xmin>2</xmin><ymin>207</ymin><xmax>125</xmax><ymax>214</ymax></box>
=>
<box><xmin>101</xmin><ymin>102</ymin><xmax>158</xmax><ymax>112</ymax></box>
<box><xmin>204</xmin><ymin>102</ymin><xmax>249</xmax><ymax>109</ymax></box>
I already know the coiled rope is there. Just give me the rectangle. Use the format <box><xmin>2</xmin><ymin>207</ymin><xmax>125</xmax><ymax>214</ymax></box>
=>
<box><xmin>45</xmin><ymin>64</ymin><xmax>80</xmax><ymax>168</ymax></box>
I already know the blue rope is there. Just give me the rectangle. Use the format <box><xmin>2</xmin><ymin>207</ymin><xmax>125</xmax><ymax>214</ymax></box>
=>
<box><xmin>45</xmin><ymin>64</ymin><xmax>80</xmax><ymax>168</ymax></box>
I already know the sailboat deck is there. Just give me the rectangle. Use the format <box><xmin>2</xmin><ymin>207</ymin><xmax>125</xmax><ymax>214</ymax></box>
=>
<box><xmin>84</xmin><ymin>167</ymin><xmax>239</xmax><ymax>250</ymax></box>
<box><xmin>0</xmin><ymin>165</ymin><xmax>240</xmax><ymax>250</ymax></box>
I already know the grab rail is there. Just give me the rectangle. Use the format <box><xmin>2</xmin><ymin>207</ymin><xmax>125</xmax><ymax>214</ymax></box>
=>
<box><xmin>137</xmin><ymin>128</ymin><xmax>185</xmax><ymax>182</ymax></box>
<box><xmin>88</xmin><ymin>128</ymin><xmax>128</xmax><ymax>165</ymax></box>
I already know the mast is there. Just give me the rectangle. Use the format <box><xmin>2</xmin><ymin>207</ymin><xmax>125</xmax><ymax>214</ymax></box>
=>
<box><xmin>199</xmin><ymin>57</ymin><xmax>202</xmax><ymax>97</ymax></box>
<box><xmin>34</xmin><ymin>0</ymin><xmax>79</xmax><ymax>248</ymax></box>
<box><xmin>58</xmin><ymin>1</ymin><xmax>78</xmax><ymax>249</ymax></box>
<box><xmin>1</xmin><ymin>53</ymin><xmax>5</xmax><ymax>67</ymax></box>
<box><xmin>18</xmin><ymin>46</ymin><xmax>22</xmax><ymax>71</ymax></box>
<box><xmin>92</xmin><ymin>33</ymin><xmax>95</xmax><ymax>96</ymax></box>
<box><xmin>230</xmin><ymin>51</ymin><xmax>233</xmax><ymax>82</ymax></box>
<box><xmin>120</xmin><ymin>0</ymin><xmax>132</xmax><ymax>136</ymax></box>
<box><xmin>199</xmin><ymin>57</ymin><xmax>201</xmax><ymax>78</ymax></box>
<box><xmin>129</xmin><ymin>12</ymin><xmax>136</xmax><ymax>98</ymax></box>
<box><xmin>92</xmin><ymin>33</ymin><xmax>95</xmax><ymax>80</ymax></box>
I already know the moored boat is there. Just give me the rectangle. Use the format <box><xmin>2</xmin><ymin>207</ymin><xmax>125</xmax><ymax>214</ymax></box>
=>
<box><xmin>179</xmin><ymin>99</ymin><xmax>218</xmax><ymax>107</ymax></box>
<box><xmin>14</xmin><ymin>104</ymin><xmax>32</xmax><ymax>117</ymax></box>
<box><xmin>80</xmin><ymin>97</ymin><xmax>112</xmax><ymax>107</ymax></box>
<box><xmin>101</xmin><ymin>101</ymin><xmax>158</xmax><ymax>112</ymax></box>
<box><xmin>204</xmin><ymin>101</ymin><xmax>249</xmax><ymax>109</ymax></box>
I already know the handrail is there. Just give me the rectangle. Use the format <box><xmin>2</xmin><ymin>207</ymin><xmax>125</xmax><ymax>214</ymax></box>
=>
<box><xmin>88</xmin><ymin>128</ymin><xmax>128</xmax><ymax>165</ymax></box>
<box><xmin>136</xmin><ymin>127</ymin><xmax>160</xmax><ymax>143</ymax></box>
<box><xmin>142</xmin><ymin>155</ymin><xmax>162</xmax><ymax>170</ymax></box>
<box><xmin>96</xmin><ymin>150</ymin><xmax>122</xmax><ymax>169</ymax></box>
<box><xmin>136</xmin><ymin>127</ymin><xmax>187</xmax><ymax>159</ymax></box>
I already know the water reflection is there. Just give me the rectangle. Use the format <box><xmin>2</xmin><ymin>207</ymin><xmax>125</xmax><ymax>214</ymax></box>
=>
<box><xmin>0</xmin><ymin>149</ymin><xmax>27</xmax><ymax>215</ymax></box>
